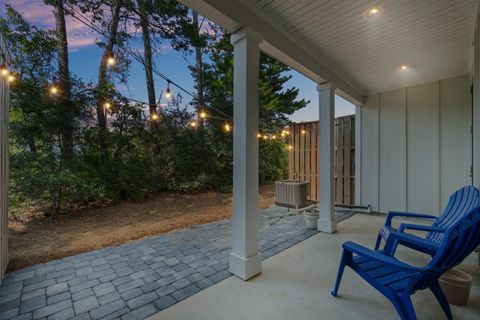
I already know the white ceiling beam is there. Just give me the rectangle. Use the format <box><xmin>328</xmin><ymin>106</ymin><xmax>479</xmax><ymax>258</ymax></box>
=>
<box><xmin>179</xmin><ymin>0</ymin><xmax>365</xmax><ymax>104</ymax></box>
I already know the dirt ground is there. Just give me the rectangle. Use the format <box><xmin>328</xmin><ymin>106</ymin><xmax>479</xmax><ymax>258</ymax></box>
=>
<box><xmin>7</xmin><ymin>185</ymin><xmax>276</xmax><ymax>272</ymax></box>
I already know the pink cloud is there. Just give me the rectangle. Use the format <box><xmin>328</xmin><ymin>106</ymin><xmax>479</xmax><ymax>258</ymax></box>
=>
<box><xmin>5</xmin><ymin>0</ymin><xmax>98</xmax><ymax>50</ymax></box>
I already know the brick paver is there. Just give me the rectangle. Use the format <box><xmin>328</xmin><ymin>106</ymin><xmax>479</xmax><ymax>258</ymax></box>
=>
<box><xmin>0</xmin><ymin>207</ymin><xmax>352</xmax><ymax>319</ymax></box>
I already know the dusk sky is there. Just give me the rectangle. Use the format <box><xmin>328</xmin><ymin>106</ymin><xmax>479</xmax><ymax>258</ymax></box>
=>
<box><xmin>2</xmin><ymin>0</ymin><xmax>355</xmax><ymax>121</ymax></box>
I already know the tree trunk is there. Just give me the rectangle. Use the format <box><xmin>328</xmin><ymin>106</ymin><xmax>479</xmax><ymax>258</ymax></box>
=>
<box><xmin>53</xmin><ymin>0</ymin><xmax>73</xmax><ymax>161</ymax></box>
<box><xmin>97</xmin><ymin>0</ymin><xmax>122</xmax><ymax>129</ymax></box>
<box><xmin>137</xmin><ymin>0</ymin><xmax>157</xmax><ymax>125</ymax></box>
<box><xmin>192</xmin><ymin>11</ymin><xmax>204</xmax><ymax>126</ymax></box>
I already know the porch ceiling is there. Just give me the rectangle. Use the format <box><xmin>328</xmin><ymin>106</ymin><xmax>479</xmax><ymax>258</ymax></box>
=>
<box><xmin>180</xmin><ymin>0</ymin><xmax>478</xmax><ymax>101</ymax></box>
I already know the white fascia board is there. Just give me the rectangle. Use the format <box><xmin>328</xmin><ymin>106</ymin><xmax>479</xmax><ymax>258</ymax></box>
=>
<box><xmin>179</xmin><ymin>0</ymin><xmax>365</xmax><ymax>105</ymax></box>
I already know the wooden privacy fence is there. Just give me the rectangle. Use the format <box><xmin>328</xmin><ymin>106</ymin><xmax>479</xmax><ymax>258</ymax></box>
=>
<box><xmin>288</xmin><ymin>115</ymin><xmax>355</xmax><ymax>204</ymax></box>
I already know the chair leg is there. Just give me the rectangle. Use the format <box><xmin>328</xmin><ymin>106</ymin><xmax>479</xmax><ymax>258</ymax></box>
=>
<box><xmin>392</xmin><ymin>294</ymin><xmax>416</xmax><ymax>320</ymax></box>
<box><xmin>430</xmin><ymin>282</ymin><xmax>453</xmax><ymax>320</ymax></box>
<box><xmin>331</xmin><ymin>250</ymin><xmax>349</xmax><ymax>297</ymax></box>
<box><xmin>374</xmin><ymin>234</ymin><xmax>382</xmax><ymax>250</ymax></box>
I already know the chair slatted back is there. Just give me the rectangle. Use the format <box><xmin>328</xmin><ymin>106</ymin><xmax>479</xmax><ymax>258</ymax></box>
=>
<box><xmin>412</xmin><ymin>206</ymin><xmax>480</xmax><ymax>292</ymax></box>
<box><xmin>428</xmin><ymin>186</ymin><xmax>480</xmax><ymax>244</ymax></box>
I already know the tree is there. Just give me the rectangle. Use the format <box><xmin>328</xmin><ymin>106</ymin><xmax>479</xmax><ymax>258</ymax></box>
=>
<box><xmin>97</xmin><ymin>0</ymin><xmax>125</xmax><ymax>128</ymax></box>
<box><xmin>203</xmin><ymin>28</ymin><xmax>308</xmax><ymax>131</ymax></box>
<box><xmin>127</xmin><ymin>0</ymin><xmax>190</xmax><ymax>123</ymax></box>
<box><xmin>0</xmin><ymin>6</ymin><xmax>57</xmax><ymax>153</ymax></box>
<box><xmin>191</xmin><ymin>10</ymin><xmax>208</xmax><ymax>124</ymax></box>
<box><xmin>202</xmin><ymin>27</ymin><xmax>309</xmax><ymax>183</ymax></box>
<box><xmin>43</xmin><ymin>0</ymin><xmax>75</xmax><ymax>162</ymax></box>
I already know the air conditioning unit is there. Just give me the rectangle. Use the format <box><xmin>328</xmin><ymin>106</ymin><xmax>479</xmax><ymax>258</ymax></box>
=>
<box><xmin>275</xmin><ymin>180</ymin><xmax>310</xmax><ymax>209</ymax></box>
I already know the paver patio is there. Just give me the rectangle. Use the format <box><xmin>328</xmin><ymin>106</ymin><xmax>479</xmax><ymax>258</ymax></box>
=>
<box><xmin>0</xmin><ymin>207</ymin><xmax>354</xmax><ymax>320</ymax></box>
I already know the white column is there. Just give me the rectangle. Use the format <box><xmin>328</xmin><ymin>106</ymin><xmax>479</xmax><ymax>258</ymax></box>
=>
<box><xmin>317</xmin><ymin>83</ymin><xmax>337</xmax><ymax>233</ymax></box>
<box><xmin>229</xmin><ymin>27</ymin><xmax>262</xmax><ymax>280</ymax></box>
<box><xmin>355</xmin><ymin>104</ymin><xmax>362</xmax><ymax>206</ymax></box>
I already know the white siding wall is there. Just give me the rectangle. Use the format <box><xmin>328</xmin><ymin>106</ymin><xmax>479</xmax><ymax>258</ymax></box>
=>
<box><xmin>361</xmin><ymin>75</ymin><xmax>470</xmax><ymax>214</ymax></box>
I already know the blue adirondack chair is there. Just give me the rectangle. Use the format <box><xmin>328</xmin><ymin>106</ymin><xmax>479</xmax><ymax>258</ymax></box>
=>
<box><xmin>374</xmin><ymin>185</ymin><xmax>480</xmax><ymax>255</ymax></box>
<box><xmin>331</xmin><ymin>205</ymin><xmax>480</xmax><ymax>320</ymax></box>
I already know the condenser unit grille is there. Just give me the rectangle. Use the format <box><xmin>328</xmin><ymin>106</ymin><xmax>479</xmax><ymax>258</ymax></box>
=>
<box><xmin>275</xmin><ymin>181</ymin><xmax>310</xmax><ymax>209</ymax></box>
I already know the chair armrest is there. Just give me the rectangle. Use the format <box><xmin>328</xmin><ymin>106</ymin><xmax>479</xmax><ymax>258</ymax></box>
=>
<box><xmin>383</xmin><ymin>229</ymin><xmax>441</xmax><ymax>256</ymax></box>
<box><xmin>343</xmin><ymin>241</ymin><xmax>421</xmax><ymax>272</ymax></box>
<box><xmin>398</xmin><ymin>224</ymin><xmax>447</xmax><ymax>233</ymax></box>
<box><xmin>385</xmin><ymin>211</ymin><xmax>438</xmax><ymax>227</ymax></box>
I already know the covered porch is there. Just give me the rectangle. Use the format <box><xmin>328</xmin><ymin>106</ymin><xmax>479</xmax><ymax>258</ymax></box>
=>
<box><xmin>175</xmin><ymin>0</ymin><xmax>480</xmax><ymax>281</ymax></box>
<box><xmin>150</xmin><ymin>214</ymin><xmax>480</xmax><ymax>320</ymax></box>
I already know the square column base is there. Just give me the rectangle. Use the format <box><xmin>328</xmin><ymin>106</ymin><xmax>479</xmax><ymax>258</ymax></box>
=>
<box><xmin>317</xmin><ymin>218</ymin><xmax>337</xmax><ymax>234</ymax></box>
<box><xmin>229</xmin><ymin>252</ymin><xmax>262</xmax><ymax>280</ymax></box>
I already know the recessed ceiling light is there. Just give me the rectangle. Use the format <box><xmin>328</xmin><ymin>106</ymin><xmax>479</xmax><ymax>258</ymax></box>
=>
<box><xmin>368</xmin><ymin>7</ymin><xmax>379</xmax><ymax>15</ymax></box>
<box><xmin>400</xmin><ymin>64</ymin><xmax>408</xmax><ymax>70</ymax></box>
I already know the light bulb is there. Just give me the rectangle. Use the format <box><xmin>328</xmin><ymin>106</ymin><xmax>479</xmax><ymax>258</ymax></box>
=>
<box><xmin>104</xmin><ymin>102</ymin><xmax>111</xmax><ymax>109</ymax></box>
<box><xmin>288</xmin><ymin>145</ymin><xmax>293</xmax><ymax>150</ymax></box>
<box><xmin>7</xmin><ymin>74</ymin><xmax>15</xmax><ymax>83</ymax></box>
<box><xmin>257</xmin><ymin>133</ymin><xmax>262</xmax><ymax>138</ymax></box>
<box><xmin>107</xmin><ymin>56</ymin><xmax>115</xmax><ymax>66</ymax></box>
<box><xmin>368</xmin><ymin>7</ymin><xmax>379</xmax><ymax>15</ymax></box>
<box><xmin>224</xmin><ymin>123</ymin><xmax>231</xmax><ymax>132</ymax></box>
<box><xmin>165</xmin><ymin>82</ymin><xmax>171</xmax><ymax>98</ymax></box>
<box><xmin>200</xmin><ymin>111</ymin><xmax>207</xmax><ymax>119</ymax></box>
<box><xmin>0</xmin><ymin>63</ymin><xmax>8</xmax><ymax>76</ymax></box>
<box><xmin>190</xmin><ymin>121</ymin><xmax>197</xmax><ymax>128</ymax></box>
<box><xmin>50</xmin><ymin>86</ymin><xmax>58</xmax><ymax>95</ymax></box>
<box><xmin>301</xmin><ymin>129</ymin><xmax>306</xmax><ymax>135</ymax></box>
<box><xmin>151</xmin><ymin>113</ymin><xmax>159</xmax><ymax>121</ymax></box>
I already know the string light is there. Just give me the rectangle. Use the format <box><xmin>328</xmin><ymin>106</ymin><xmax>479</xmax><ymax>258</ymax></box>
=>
<box><xmin>288</xmin><ymin>145</ymin><xmax>293</xmax><ymax>150</ymax></box>
<box><xmin>151</xmin><ymin>113</ymin><xmax>159</xmax><ymax>121</ymax></box>
<box><xmin>224</xmin><ymin>123</ymin><xmax>231</xmax><ymax>132</ymax></box>
<box><xmin>165</xmin><ymin>81</ymin><xmax>171</xmax><ymax>98</ymax></box>
<box><xmin>189</xmin><ymin>121</ymin><xmax>197</xmax><ymax>128</ymax></box>
<box><xmin>263</xmin><ymin>135</ymin><xmax>268</xmax><ymax>140</ymax></box>
<box><xmin>199</xmin><ymin>111</ymin><xmax>207</xmax><ymax>119</ymax></box>
<box><xmin>104</xmin><ymin>102</ymin><xmax>111</xmax><ymax>110</ymax></box>
<box><xmin>7</xmin><ymin>74</ymin><xmax>15</xmax><ymax>83</ymax></box>
<box><xmin>107</xmin><ymin>56</ymin><xmax>115</xmax><ymax>66</ymax></box>
<box><xmin>272</xmin><ymin>135</ymin><xmax>276</xmax><ymax>140</ymax></box>
<box><xmin>50</xmin><ymin>85</ymin><xmax>59</xmax><ymax>95</ymax></box>
<box><xmin>257</xmin><ymin>133</ymin><xmax>262</xmax><ymax>138</ymax></box>
<box><xmin>301</xmin><ymin>129</ymin><xmax>306</xmax><ymax>135</ymax></box>
<box><xmin>0</xmin><ymin>63</ymin><xmax>8</xmax><ymax>76</ymax></box>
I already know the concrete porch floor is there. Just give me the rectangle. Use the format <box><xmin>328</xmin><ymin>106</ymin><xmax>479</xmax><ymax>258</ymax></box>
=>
<box><xmin>149</xmin><ymin>214</ymin><xmax>480</xmax><ymax>320</ymax></box>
